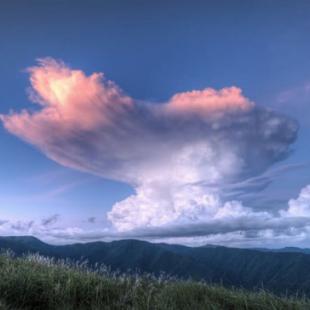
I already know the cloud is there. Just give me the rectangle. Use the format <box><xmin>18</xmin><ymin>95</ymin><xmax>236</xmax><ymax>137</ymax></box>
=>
<box><xmin>1</xmin><ymin>58</ymin><xmax>300</xmax><ymax>242</ymax></box>
<box><xmin>41</xmin><ymin>214</ymin><xmax>60</xmax><ymax>227</ymax></box>
<box><xmin>0</xmin><ymin>220</ymin><xmax>8</xmax><ymax>226</ymax></box>
<box><xmin>7</xmin><ymin>220</ymin><xmax>34</xmax><ymax>232</ymax></box>
<box><xmin>281</xmin><ymin>185</ymin><xmax>310</xmax><ymax>217</ymax></box>
<box><xmin>87</xmin><ymin>217</ymin><xmax>96</xmax><ymax>224</ymax></box>
<box><xmin>274</xmin><ymin>82</ymin><xmax>310</xmax><ymax>126</ymax></box>
<box><xmin>166</xmin><ymin>87</ymin><xmax>253</xmax><ymax>116</ymax></box>
<box><xmin>1</xmin><ymin>185</ymin><xmax>310</xmax><ymax>247</ymax></box>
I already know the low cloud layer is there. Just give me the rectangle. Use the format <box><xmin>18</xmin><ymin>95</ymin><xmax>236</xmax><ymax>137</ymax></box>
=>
<box><xmin>1</xmin><ymin>58</ymin><xmax>304</xmax><ymax>245</ymax></box>
<box><xmin>1</xmin><ymin>185</ymin><xmax>310</xmax><ymax>247</ymax></box>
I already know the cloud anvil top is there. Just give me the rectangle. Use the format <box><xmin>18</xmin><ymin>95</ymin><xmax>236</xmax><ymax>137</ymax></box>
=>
<box><xmin>1</xmin><ymin>58</ymin><xmax>306</xmax><ymax>246</ymax></box>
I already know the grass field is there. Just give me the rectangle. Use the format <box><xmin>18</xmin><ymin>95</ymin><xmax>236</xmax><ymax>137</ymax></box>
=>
<box><xmin>0</xmin><ymin>252</ymin><xmax>309</xmax><ymax>310</ymax></box>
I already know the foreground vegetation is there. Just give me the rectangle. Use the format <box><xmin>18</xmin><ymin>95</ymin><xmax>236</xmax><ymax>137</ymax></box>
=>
<box><xmin>0</xmin><ymin>253</ymin><xmax>309</xmax><ymax>309</ymax></box>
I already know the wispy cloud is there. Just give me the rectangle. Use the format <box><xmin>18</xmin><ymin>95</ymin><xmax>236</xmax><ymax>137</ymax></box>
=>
<box><xmin>41</xmin><ymin>214</ymin><xmax>60</xmax><ymax>227</ymax></box>
<box><xmin>274</xmin><ymin>82</ymin><xmax>310</xmax><ymax>126</ymax></box>
<box><xmin>87</xmin><ymin>217</ymin><xmax>96</xmax><ymax>224</ymax></box>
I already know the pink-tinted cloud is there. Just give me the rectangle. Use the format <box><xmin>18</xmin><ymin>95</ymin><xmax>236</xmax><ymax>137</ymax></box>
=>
<box><xmin>2</xmin><ymin>57</ymin><xmax>132</xmax><ymax>144</ymax></box>
<box><xmin>166</xmin><ymin>87</ymin><xmax>253</xmax><ymax>117</ymax></box>
<box><xmin>1</xmin><ymin>58</ymin><xmax>298</xmax><ymax>234</ymax></box>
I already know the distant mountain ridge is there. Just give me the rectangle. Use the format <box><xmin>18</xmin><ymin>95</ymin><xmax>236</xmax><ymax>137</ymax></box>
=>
<box><xmin>254</xmin><ymin>246</ymin><xmax>310</xmax><ymax>254</ymax></box>
<box><xmin>1</xmin><ymin>236</ymin><xmax>310</xmax><ymax>295</ymax></box>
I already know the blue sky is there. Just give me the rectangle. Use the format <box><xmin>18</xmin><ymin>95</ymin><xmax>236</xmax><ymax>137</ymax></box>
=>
<box><xmin>1</xmin><ymin>0</ymin><xmax>310</xmax><ymax>246</ymax></box>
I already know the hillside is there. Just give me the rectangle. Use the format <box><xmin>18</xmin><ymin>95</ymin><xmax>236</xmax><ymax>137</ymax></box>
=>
<box><xmin>1</xmin><ymin>236</ymin><xmax>310</xmax><ymax>296</ymax></box>
<box><xmin>0</xmin><ymin>253</ymin><xmax>309</xmax><ymax>310</ymax></box>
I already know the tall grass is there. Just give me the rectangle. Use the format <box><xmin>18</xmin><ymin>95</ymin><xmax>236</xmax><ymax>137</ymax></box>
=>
<box><xmin>0</xmin><ymin>252</ymin><xmax>308</xmax><ymax>309</ymax></box>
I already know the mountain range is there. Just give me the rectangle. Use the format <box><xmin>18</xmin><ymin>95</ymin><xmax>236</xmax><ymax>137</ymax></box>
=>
<box><xmin>1</xmin><ymin>236</ymin><xmax>310</xmax><ymax>295</ymax></box>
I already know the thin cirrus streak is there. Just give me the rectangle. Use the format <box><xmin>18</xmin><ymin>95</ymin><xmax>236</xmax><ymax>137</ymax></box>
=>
<box><xmin>1</xmin><ymin>58</ymin><xmax>299</xmax><ymax>237</ymax></box>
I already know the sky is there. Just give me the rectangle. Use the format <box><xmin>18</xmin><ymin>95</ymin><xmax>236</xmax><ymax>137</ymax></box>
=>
<box><xmin>0</xmin><ymin>0</ymin><xmax>310</xmax><ymax>247</ymax></box>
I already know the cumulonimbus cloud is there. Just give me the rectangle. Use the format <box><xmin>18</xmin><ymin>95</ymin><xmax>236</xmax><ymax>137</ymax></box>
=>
<box><xmin>1</xmin><ymin>58</ymin><xmax>299</xmax><ymax>237</ymax></box>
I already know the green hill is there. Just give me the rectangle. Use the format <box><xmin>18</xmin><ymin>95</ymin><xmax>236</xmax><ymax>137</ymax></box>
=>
<box><xmin>0</xmin><ymin>252</ymin><xmax>309</xmax><ymax>310</ymax></box>
<box><xmin>1</xmin><ymin>236</ymin><xmax>310</xmax><ymax>296</ymax></box>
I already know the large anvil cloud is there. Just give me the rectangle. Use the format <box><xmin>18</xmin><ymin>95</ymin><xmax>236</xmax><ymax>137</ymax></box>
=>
<box><xmin>1</xmin><ymin>58</ymin><xmax>298</xmax><ymax>233</ymax></box>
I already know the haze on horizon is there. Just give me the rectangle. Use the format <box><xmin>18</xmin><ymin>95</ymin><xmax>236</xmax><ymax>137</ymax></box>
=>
<box><xmin>1</xmin><ymin>0</ymin><xmax>310</xmax><ymax>248</ymax></box>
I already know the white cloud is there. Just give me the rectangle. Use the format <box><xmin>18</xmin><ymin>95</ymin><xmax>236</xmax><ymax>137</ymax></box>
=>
<box><xmin>281</xmin><ymin>185</ymin><xmax>310</xmax><ymax>217</ymax></box>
